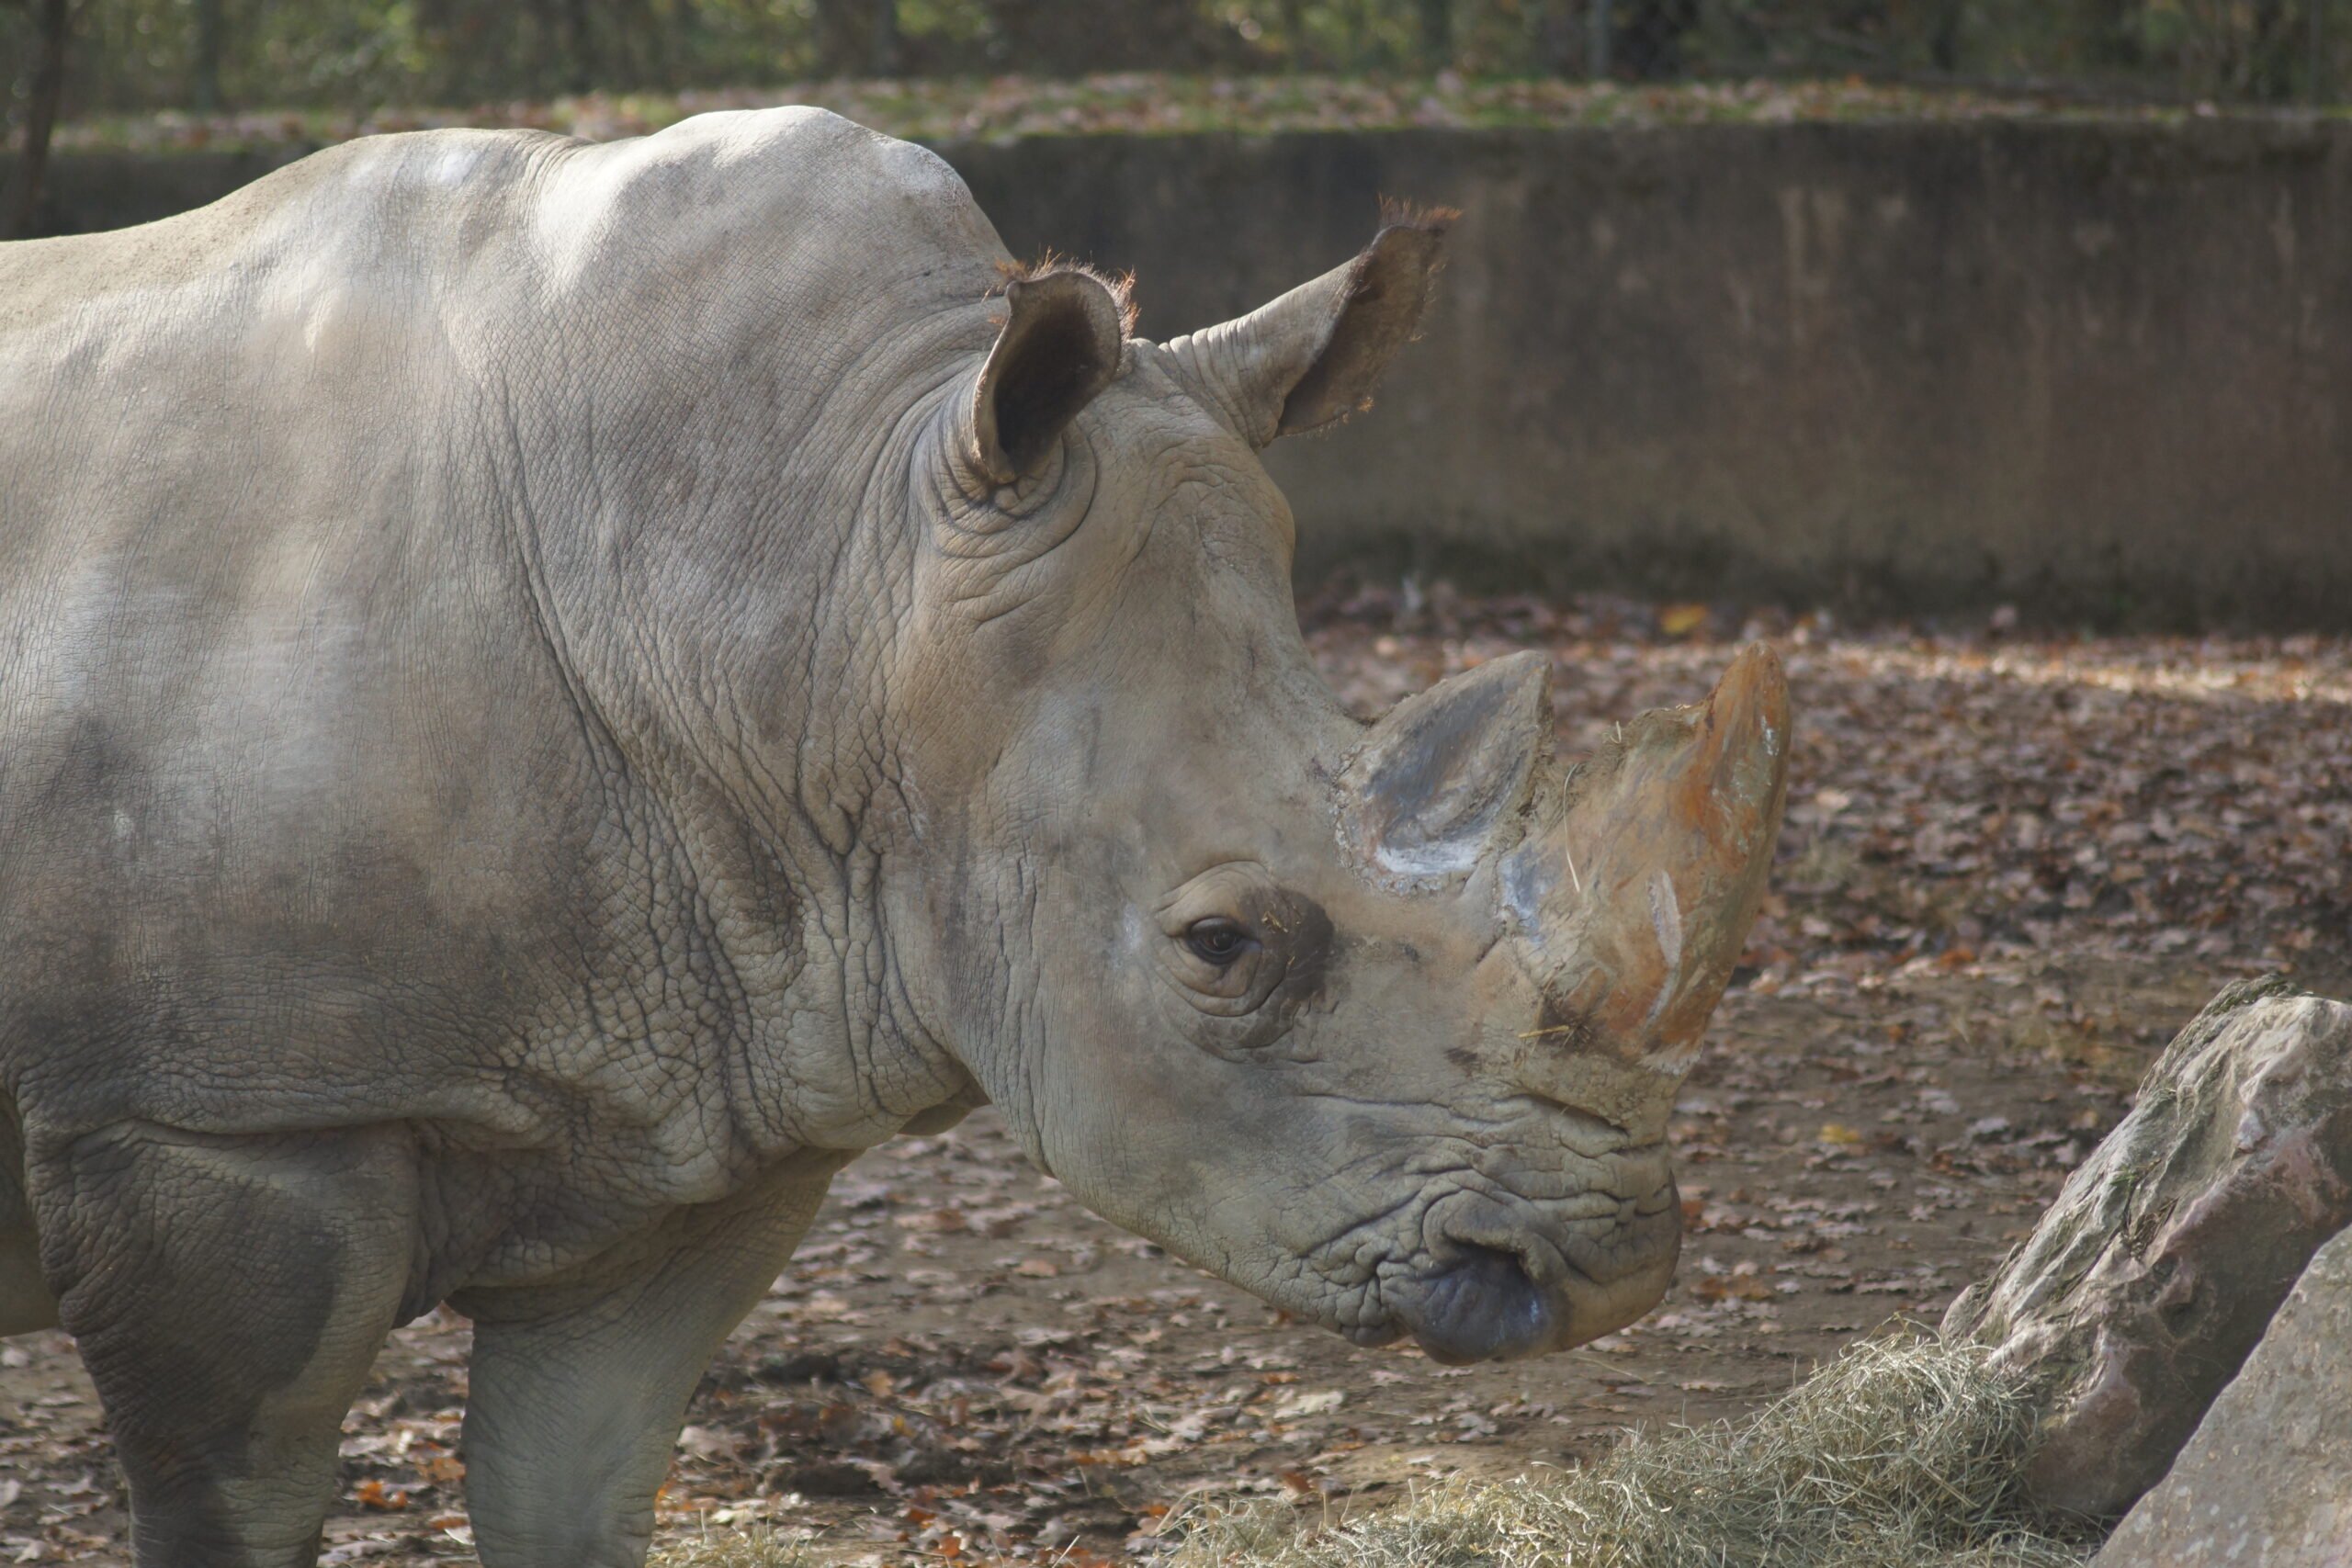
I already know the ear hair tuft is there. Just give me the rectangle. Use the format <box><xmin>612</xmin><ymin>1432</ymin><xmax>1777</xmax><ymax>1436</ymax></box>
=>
<box><xmin>995</xmin><ymin>253</ymin><xmax>1140</xmax><ymax>336</ymax></box>
<box><xmin>1375</xmin><ymin>197</ymin><xmax>1462</xmax><ymax>238</ymax></box>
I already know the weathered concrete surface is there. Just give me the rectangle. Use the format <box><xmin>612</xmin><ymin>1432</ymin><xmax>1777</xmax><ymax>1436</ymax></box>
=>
<box><xmin>2092</xmin><ymin>1224</ymin><xmax>2352</xmax><ymax>1567</ymax></box>
<box><xmin>35</xmin><ymin>119</ymin><xmax>2352</xmax><ymax>626</ymax></box>
<box><xmin>24</xmin><ymin>148</ymin><xmax>311</xmax><ymax>236</ymax></box>
<box><xmin>956</xmin><ymin>122</ymin><xmax>2352</xmax><ymax>629</ymax></box>
<box><xmin>1944</xmin><ymin>977</ymin><xmax>2352</xmax><ymax>1520</ymax></box>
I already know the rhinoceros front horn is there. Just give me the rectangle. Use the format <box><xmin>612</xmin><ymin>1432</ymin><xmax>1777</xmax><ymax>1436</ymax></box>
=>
<box><xmin>1502</xmin><ymin>644</ymin><xmax>1792</xmax><ymax>1138</ymax></box>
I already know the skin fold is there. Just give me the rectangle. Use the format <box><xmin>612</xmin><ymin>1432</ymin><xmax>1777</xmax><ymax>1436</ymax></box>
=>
<box><xmin>0</xmin><ymin>108</ymin><xmax>1788</xmax><ymax>1567</ymax></box>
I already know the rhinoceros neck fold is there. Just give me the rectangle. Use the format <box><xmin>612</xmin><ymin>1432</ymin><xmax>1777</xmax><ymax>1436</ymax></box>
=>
<box><xmin>456</xmin><ymin>125</ymin><xmax>1018</xmax><ymax>1161</ymax></box>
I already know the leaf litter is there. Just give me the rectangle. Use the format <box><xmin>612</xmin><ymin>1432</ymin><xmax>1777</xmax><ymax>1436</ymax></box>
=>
<box><xmin>1</xmin><ymin>585</ymin><xmax>2344</xmax><ymax>1564</ymax></box>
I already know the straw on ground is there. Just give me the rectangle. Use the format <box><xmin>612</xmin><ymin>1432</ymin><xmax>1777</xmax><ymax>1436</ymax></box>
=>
<box><xmin>1169</xmin><ymin>1332</ymin><xmax>2096</xmax><ymax>1568</ymax></box>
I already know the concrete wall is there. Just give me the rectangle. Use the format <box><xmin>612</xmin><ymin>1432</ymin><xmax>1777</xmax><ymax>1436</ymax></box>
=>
<box><xmin>37</xmin><ymin>121</ymin><xmax>2352</xmax><ymax>626</ymax></box>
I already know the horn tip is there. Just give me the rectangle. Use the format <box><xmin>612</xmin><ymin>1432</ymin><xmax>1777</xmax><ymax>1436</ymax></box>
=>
<box><xmin>1713</xmin><ymin>642</ymin><xmax>1792</xmax><ymax>743</ymax></box>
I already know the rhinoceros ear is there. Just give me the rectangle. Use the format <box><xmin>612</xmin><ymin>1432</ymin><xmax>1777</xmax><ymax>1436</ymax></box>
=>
<box><xmin>1163</xmin><ymin>204</ymin><xmax>1453</xmax><ymax>449</ymax></box>
<box><xmin>968</xmin><ymin>269</ymin><xmax>1129</xmax><ymax>485</ymax></box>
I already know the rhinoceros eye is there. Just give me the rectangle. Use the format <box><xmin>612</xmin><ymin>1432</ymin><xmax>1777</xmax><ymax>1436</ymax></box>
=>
<box><xmin>1184</xmin><ymin>918</ymin><xmax>1253</xmax><ymax>966</ymax></box>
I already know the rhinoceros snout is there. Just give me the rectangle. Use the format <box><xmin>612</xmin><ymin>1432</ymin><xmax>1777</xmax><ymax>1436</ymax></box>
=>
<box><xmin>1389</xmin><ymin>1166</ymin><xmax>1683</xmax><ymax>1363</ymax></box>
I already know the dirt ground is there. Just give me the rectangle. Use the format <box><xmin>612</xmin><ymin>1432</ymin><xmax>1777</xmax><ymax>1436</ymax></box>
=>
<box><xmin>5</xmin><ymin>586</ymin><xmax>2347</xmax><ymax>1566</ymax></box>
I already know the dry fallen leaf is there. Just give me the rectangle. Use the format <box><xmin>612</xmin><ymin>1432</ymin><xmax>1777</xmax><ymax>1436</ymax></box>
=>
<box><xmin>352</xmin><ymin>1480</ymin><xmax>408</xmax><ymax>1512</ymax></box>
<box><xmin>1658</xmin><ymin>603</ymin><xmax>1711</xmax><ymax>637</ymax></box>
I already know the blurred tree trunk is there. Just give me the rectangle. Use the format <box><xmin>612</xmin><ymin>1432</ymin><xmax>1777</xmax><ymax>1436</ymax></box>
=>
<box><xmin>1532</xmin><ymin>0</ymin><xmax>1577</xmax><ymax>73</ymax></box>
<box><xmin>613</xmin><ymin>0</ymin><xmax>666</xmax><ymax>88</ymax></box>
<box><xmin>2312</xmin><ymin>0</ymin><xmax>2333</xmax><ymax>101</ymax></box>
<box><xmin>3</xmin><ymin>0</ymin><xmax>70</xmax><ymax>240</ymax></box>
<box><xmin>1612</xmin><ymin>0</ymin><xmax>1699</xmax><ymax>78</ymax></box>
<box><xmin>2249</xmin><ymin>0</ymin><xmax>2295</xmax><ymax>97</ymax></box>
<box><xmin>1419</xmin><ymin>0</ymin><xmax>1451</xmax><ymax>68</ymax></box>
<box><xmin>192</xmin><ymin>0</ymin><xmax>223</xmax><ymax>111</ymax></box>
<box><xmin>2080</xmin><ymin>0</ymin><xmax>2139</xmax><ymax>64</ymax></box>
<box><xmin>1928</xmin><ymin>0</ymin><xmax>1966</xmax><ymax>73</ymax></box>
<box><xmin>561</xmin><ymin>0</ymin><xmax>600</xmax><ymax>91</ymax></box>
<box><xmin>813</xmin><ymin>0</ymin><xmax>899</xmax><ymax>75</ymax></box>
<box><xmin>1279</xmin><ymin>0</ymin><xmax>1306</xmax><ymax>67</ymax></box>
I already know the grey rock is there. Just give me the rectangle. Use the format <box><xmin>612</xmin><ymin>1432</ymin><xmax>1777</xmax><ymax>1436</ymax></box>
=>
<box><xmin>1944</xmin><ymin>977</ymin><xmax>2352</xmax><ymax>1519</ymax></box>
<box><xmin>2092</xmin><ymin>1224</ymin><xmax>2352</xmax><ymax>1566</ymax></box>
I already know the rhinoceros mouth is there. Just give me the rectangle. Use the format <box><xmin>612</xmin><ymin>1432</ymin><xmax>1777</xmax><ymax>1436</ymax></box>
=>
<box><xmin>1391</xmin><ymin>1243</ymin><xmax>1568</xmax><ymax>1364</ymax></box>
<box><xmin>1330</xmin><ymin>1172</ymin><xmax>1681</xmax><ymax>1362</ymax></box>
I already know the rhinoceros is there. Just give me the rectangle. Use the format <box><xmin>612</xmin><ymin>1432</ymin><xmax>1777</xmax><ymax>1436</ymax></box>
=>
<box><xmin>0</xmin><ymin>108</ymin><xmax>1789</xmax><ymax>1566</ymax></box>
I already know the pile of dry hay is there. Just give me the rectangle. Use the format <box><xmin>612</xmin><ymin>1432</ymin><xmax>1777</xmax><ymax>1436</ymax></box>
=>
<box><xmin>649</xmin><ymin>1333</ymin><xmax>2098</xmax><ymax>1568</ymax></box>
<box><xmin>1171</xmin><ymin>1333</ymin><xmax>2096</xmax><ymax>1568</ymax></box>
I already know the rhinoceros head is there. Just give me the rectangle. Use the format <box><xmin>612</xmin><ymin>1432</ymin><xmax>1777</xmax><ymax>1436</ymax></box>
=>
<box><xmin>881</xmin><ymin>209</ymin><xmax>1790</xmax><ymax>1362</ymax></box>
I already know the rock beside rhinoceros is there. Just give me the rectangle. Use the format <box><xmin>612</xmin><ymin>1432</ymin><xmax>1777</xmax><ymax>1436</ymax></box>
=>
<box><xmin>2091</xmin><ymin>1224</ymin><xmax>2352</xmax><ymax>1566</ymax></box>
<box><xmin>1941</xmin><ymin>976</ymin><xmax>2352</xmax><ymax>1520</ymax></box>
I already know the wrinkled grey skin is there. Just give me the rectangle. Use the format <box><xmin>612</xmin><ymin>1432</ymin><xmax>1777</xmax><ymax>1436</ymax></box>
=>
<box><xmin>0</xmin><ymin>109</ymin><xmax>1788</xmax><ymax>1567</ymax></box>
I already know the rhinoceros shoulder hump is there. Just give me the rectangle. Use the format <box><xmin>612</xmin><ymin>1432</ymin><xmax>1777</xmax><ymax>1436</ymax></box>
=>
<box><xmin>526</xmin><ymin>107</ymin><xmax>1002</xmax><ymax>288</ymax></box>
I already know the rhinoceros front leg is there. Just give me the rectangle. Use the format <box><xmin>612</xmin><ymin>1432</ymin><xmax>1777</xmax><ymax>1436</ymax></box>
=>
<box><xmin>0</xmin><ymin>1228</ymin><xmax>60</xmax><ymax>1335</ymax></box>
<box><xmin>452</xmin><ymin>1160</ymin><xmax>838</xmax><ymax>1568</ymax></box>
<box><xmin>1</xmin><ymin>1100</ymin><xmax>62</xmax><ymax>1335</ymax></box>
<box><xmin>32</xmin><ymin>1122</ymin><xmax>419</xmax><ymax>1567</ymax></box>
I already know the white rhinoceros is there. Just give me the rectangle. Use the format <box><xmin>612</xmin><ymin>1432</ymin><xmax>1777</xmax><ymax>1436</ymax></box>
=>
<box><xmin>0</xmin><ymin>108</ymin><xmax>1789</xmax><ymax>1566</ymax></box>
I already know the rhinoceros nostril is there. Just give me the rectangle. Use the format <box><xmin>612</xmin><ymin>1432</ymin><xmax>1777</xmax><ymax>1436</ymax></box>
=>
<box><xmin>1629</xmin><ymin>1181</ymin><xmax>1679</xmax><ymax>1218</ymax></box>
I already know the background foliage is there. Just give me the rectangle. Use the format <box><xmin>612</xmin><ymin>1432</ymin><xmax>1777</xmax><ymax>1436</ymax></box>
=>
<box><xmin>4</xmin><ymin>0</ymin><xmax>2344</xmax><ymax>118</ymax></box>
